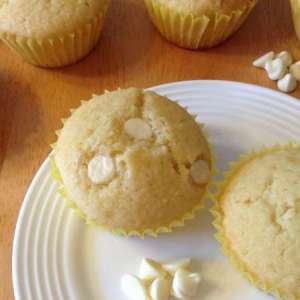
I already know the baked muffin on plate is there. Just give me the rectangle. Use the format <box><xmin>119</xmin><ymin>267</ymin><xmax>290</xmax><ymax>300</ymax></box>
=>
<box><xmin>144</xmin><ymin>0</ymin><xmax>258</xmax><ymax>49</ymax></box>
<box><xmin>0</xmin><ymin>0</ymin><xmax>111</xmax><ymax>67</ymax></box>
<box><xmin>212</xmin><ymin>144</ymin><xmax>300</xmax><ymax>300</ymax></box>
<box><xmin>52</xmin><ymin>88</ymin><xmax>214</xmax><ymax>237</ymax></box>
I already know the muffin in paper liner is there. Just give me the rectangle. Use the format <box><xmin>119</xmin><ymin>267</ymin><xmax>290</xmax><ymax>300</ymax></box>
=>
<box><xmin>144</xmin><ymin>0</ymin><xmax>257</xmax><ymax>49</ymax></box>
<box><xmin>0</xmin><ymin>0</ymin><xmax>110</xmax><ymax>68</ymax></box>
<box><xmin>211</xmin><ymin>143</ymin><xmax>300</xmax><ymax>300</ymax></box>
<box><xmin>50</xmin><ymin>88</ymin><xmax>216</xmax><ymax>238</ymax></box>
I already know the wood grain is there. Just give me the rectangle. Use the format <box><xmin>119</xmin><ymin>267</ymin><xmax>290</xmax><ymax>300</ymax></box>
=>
<box><xmin>0</xmin><ymin>0</ymin><xmax>299</xmax><ymax>299</ymax></box>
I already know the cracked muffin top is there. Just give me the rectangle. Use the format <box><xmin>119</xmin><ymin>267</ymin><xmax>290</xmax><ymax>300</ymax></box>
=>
<box><xmin>54</xmin><ymin>88</ymin><xmax>212</xmax><ymax>233</ymax></box>
<box><xmin>0</xmin><ymin>0</ymin><xmax>109</xmax><ymax>37</ymax></box>
<box><xmin>221</xmin><ymin>148</ymin><xmax>300</xmax><ymax>298</ymax></box>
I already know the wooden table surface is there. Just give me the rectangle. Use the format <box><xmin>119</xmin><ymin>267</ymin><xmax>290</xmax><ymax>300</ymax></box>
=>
<box><xmin>0</xmin><ymin>0</ymin><xmax>299</xmax><ymax>299</ymax></box>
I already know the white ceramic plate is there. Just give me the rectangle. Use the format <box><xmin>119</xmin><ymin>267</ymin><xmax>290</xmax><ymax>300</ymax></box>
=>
<box><xmin>13</xmin><ymin>80</ymin><xmax>300</xmax><ymax>300</ymax></box>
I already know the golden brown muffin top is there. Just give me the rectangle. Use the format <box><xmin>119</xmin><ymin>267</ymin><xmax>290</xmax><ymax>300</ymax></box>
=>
<box><xmin>0</xmin><ymin>0</ymin><xmax>109</xmax><ymax>38</ymax></box>
<box><xmin>54</xmin><ymin>88</ymin><xmax>212</xmax><ymax>232</ymax></box>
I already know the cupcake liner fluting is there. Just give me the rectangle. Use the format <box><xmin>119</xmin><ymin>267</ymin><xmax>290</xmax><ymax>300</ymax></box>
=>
<box><xmin>144</xmin><ymin>0</ymin><xmax>257</xmax><ymax>49</ymax></box>
<box><xmin>0</xmin><ymin>0</ymin><xmax>110</xmax><ymax>68</ymax></box>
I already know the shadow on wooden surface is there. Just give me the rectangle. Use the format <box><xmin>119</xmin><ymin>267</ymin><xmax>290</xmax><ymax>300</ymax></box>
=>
<box><xmin>55</xmin><ymin>0</ymin><xmax>154</xmax><ymax>79</ymax></box>
<box><xmin>204</xmin><ymin>0</ymin><xmax>297</xmax><ymax>58</ymax></box>
<box><xmin>0</xmin><ymin>73</ymin><xmax>40</xmax><ymax>171</ymax></box>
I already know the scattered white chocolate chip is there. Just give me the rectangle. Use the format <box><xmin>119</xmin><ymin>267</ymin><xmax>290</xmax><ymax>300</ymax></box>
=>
<box><xmin>172</xmin><ymin>269</ymin><xmax>201</xmax><ymax>299</ymax></box>
<box><xmin>253</xmin><ymin>51</ymin><xmax>274</xmax><ymax>68</ymax></box>
<box><xmin>276</xmin><ymin>51</ymin><xmax>293</xmax><ymax>67</ymax></box>
<box><xmin>150</xmin><ymin>278</ymin><xmax>171</xmax><ymax>300</ymax></box>
<box><xmin>121</xmin><ymin>274</ymin><xmax>149</xmax><ymax>300</ymax></box>
<box><xmin>124</xmin><ymin>118</ymin><xmax>152</xmax><ymax>140</ymax></box>
<box><xmin>290</xmin><ymin>61</ymin><xmax>300</xmax><ymax>81</ymax></box>
<box><xmin>190</xmin><ymin>160</ymin><xmax>210</xmax><ymax>185</ymax></box>
<box><xmin>253</xmin><ymin>50</ymin><xmax>300</xmax><ymax>92</ymax></box>
<box><xmin>162</xmin><ymin>258</ymin><xmax>191</xmax><ymax>275</ymax></box>
<box><xmin>277</xmin><ymin>73</ymin><xmax>298</xmax><ymax>93</ymax></box>
<box><xmin>265</xmin><ymin>58</ymin><xmax>287</xmax><ymax>80</ymax></box>
<box><xmin>139</xmin><ymin>258</ymin><xmax>167</xmax><ymax>281</ymax></box>
<box><xmin>87</xmin><ymin>154</ymin><xmax>115</xmax><ymax>184</ymax></box>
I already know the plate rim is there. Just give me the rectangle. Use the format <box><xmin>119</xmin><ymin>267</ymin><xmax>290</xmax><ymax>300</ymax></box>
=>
<box><xmin>147</xmin><ymin>79</ymin><xmax>300</xmax><ymax>107</ymax></box>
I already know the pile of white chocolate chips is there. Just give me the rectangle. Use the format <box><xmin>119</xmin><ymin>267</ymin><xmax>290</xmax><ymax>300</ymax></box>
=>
<box><xmin>121</xmin><ymin>258</ymin><xmax>201</xmax><ymax>300</ymax></box>
<box><xmin>253</xmin><ymin>50</ymin><xmax>300</xmax><ymax>93</ymax></box>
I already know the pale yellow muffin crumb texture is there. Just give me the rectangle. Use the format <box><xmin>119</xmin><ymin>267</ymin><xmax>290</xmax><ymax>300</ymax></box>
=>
<box><xmin>0</xmin><ymin>0</ymin><xmax>109</xmax><ymax>38</ymax></box>
<box><xmin>54</xmin><ymin>88</ymin><xmax>212</xmax><ymax>233</ymax></box>
<box><xmin>217</xmin><ymin>147</ymin><xmax>300</xmax><ymax>300</ymax></box>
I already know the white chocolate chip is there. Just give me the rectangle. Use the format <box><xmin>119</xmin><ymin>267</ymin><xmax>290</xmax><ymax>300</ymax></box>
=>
<box><xmin>172</xmin><ymin>269</ymin><xmax>201</xmax><ymax>299</ymax></box>
<box><xmin>253</xmin><ymin>51</ymin><xmax>274</xmax><ymax>68</ymax></box>
<box><xmin>87</xmin><ymin>154</ymin><xmax>115</xmax><ymax>184</ymax></box>
<box><xmin>276</xmin><ymin>51</ymin><xmax>293</xmax><ymax>67</ymax></box>
<box><xmin>190</xmin><ymin>160</ymin><xmax>210</xmax><ymax>185</ymax></box>
<box><xmin>277</xmin><ymin>73</ymin><xmax>298</xmax><ymax>93</ymax></box>
<box><xmin>139</xmin><ymin>258</ymin><xmax>167</xmax><ymax>281</ymax></box>
<box><xmin>124</xmin><ymin>118</ymin><xmax>152</xmax><ymax>140</ymax></box>
<box><xmin>265</xmin><ymin>58</ymin><xmax>288</xmax><ymax>80</ymax></box>
<box><xmin>162</xmin><ymin>258</ymin><xmax>191</xmax><ymax>275</ymax></box>
<box><xmin>290</xmin><ymin>61</ymin><xmax>300</xmax><ymax>81</ymax></box>
<box><xmin>121</xmin><ymin>274</ymin><xmax>148</xmax><ymax>300</ymax></box>
<box><xmin>150</xmin><ymin>278</ymin><xmax>171</xmax><ymax>300</ymax></box>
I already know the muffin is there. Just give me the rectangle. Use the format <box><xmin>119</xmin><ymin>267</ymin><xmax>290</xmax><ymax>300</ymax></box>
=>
<box><xmin>144</xmin><ymin>0</ymin><xmax>258</xmax><ymax>49</ymax></box>
<box><xmin>0</xmin><ymin>0</ymin><xmax>111</xmax><ymax>67</ymax></box>
<box><xmin>52</xmin><ymin>88</ymin><xmax>213</xmax><ymax>237</ymax></box>
<box><xmin>212</xmin><ymin>144</ymin><xmax>300</xmax><ymax>299</ymax></box>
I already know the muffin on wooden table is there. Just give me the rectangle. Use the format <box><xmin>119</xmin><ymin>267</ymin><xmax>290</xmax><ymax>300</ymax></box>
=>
<box><xmin>52</xmin><ymin>88</ymin><xmax>213</xmax><ymax>237</ymax></box>
<box><xmin>213</xmin><ymin>144</ymin><xmax>300</xmax><ymax>300</ymax></box>
<box><xmin>144</xmin><ymin>0</ymin><xmax>258</xmax><ymax>49</ymax></box>
<box><xmin>0</xmin><ymin>0</ymin><xmax>111</xmax><ymax>67</ymax></box>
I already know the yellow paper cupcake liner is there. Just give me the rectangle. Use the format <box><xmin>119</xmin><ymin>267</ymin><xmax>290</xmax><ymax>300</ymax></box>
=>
<box><xmin>144</xmin><ymin>0</ymin><xmax>257</xmax><ymax>49</ymax></box>
<box><xmin>0</xmin><ymin>0</ymin><xmax>110</xmax><ymax>68</ymax></box>
<box><xmin>290</xmin><ymin>0</ymin><xmax>300</xmax><ymax>41</ymax></box>
<box><xmin>211</xmin><ymin>142</ymin><xmax>300</xmax><ymax>300</ymax></box>
<box><xmin>50</xmin><ymin>98</ymin><xmax>216</xmax><ymax>238</ymax></box>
